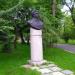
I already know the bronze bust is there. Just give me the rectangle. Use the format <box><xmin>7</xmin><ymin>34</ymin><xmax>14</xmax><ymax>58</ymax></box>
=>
<box><xmin>27</xmin><ymin>10</ymin><xmax>43</xmax><ymax>30</ymax></box>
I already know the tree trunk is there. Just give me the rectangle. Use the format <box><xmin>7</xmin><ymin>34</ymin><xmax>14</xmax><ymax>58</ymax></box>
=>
<box><xmin>65</xmin><ymin>2</ymin><xmax>75</xmax><ymax>25</ymax></box>
<box><xmin>71</xmin><ymin>11</ymin><xmax>75</xmax><ymax>25</ymax></box>
<box><xmin>52</xmin><ymin>0</ymin><xmax>56</xmax><ymax>17</ymax></box>
<box><xmin>19</xmin><ymin>30</ymin><xmax>25</xmax><ymax>44</ymax></box>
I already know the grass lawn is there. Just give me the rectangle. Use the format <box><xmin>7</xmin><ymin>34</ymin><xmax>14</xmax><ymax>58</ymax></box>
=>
<box><xmin>58</xmin><ymin>39</ymin><xmax>75</xmax><ymax>45</ymax></box>
<box><xmin>0</xmin><ymin>44</ymin><xmax>75</xmax><ymax>75</ymax></box>
<box><xmin>68</xmin><ymin>39</ymin><xmax>75</xmax><ymax>45</ymax></box>
<box><xmin>0</xmin><ymin>44</ymin><xmax>40</xmax><ymax>75</ymax></box>
<box><xmin>44</xmin><ymin>47</ymin><xmax>75</xmax><ymax>74</ymax></box>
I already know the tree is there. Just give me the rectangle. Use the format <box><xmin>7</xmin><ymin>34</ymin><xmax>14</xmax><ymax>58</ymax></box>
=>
<box><xmin>0</xmin><ymin>19</ymin><xmax>13</xmax><ymax>53</ymax></box>
<box><xmin>0</xmin><ymin>0</ymin><xmax>63</xmax><ymax>49</ymax></box>
<box><xmin>0</xmin><ymin>0</ymin><xmax>19</xmax><ymax>10</ymax></box>
<box><xmin>52</xmin><ymin>0</ymin><xmax>56</xmax><ymax>17</ymax></box>
<box><xmin>62</xmin><ymin>15</ymin><xmax>75</xmax><ymax>43</ymax></box>
<box><xmin>61</xmin><ymin>0</ymin><xmax>75</xmax><ymax>25</ymax></box>
<box><xmin>38</xmin><ymin>0</ymin><xmax>63</xmax><ymax>47</ymax></box>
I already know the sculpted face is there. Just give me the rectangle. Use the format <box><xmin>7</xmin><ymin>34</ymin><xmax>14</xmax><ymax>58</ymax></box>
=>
<box><xmin>31</xmin><ymin>10</ymin><xmax>39</xmax><ymax>18</ymax></box>
<box><xmin>27</xmin><ymin>10</ymin><xmax>43</xmax><ymax>30</ymax></box>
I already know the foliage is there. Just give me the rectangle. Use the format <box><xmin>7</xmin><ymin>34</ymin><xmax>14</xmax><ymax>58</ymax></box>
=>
<box><xmin>62</xmin><ymin>15</ymin><xmax>75</xmax><ymax>42</ymax></box>
<box><xmin>0</xmin><ymin>0</ymin><xmax>19</xmax><ymax>10</ymax></box>
<box><xmin>38</xmin><ymin>0</ymin><xmax>63</xmax><ymax>47</ymax></box>
<box><xmin>0</xmin><ymin>0</ymin><xmax>63</xmax><ymax>48</ymax></box>
<box><xmin>61</xmin><ymin>0</ymin><xmax>75</xmax><ymax>25</ymax></box>
<box><xmin>39</xmin><ymin>8</ymin><xmax>56</xmax><ymax>47</ymax></box>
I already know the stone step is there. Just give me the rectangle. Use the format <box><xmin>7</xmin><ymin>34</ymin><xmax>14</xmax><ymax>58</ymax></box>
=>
<box><xmin>23</xmin><ymin>62</ymin><xmax>74</xmax><ymax>75</ymax></box>
<box><xmin>62</xmin><ymin>70</ymin><xmax>74</xmax><ymax>75</ymax></box>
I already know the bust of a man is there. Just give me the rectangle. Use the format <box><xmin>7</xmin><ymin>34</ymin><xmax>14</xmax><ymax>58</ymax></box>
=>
<box><xmin>27</xmin><ymin>10</ymin><xmax>43</xmax><ymax>30</ymax></box>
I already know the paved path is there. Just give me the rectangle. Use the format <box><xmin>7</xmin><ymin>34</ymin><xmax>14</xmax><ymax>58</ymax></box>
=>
<box><xmin>23</xmin><ymin>62</ymin><xmax>73</xmax><ymax>75</ymax></box>
<box><xmin>55</xmin><ymin>44</ymin><xmax>75</xmax><ymax>53</ymax></box>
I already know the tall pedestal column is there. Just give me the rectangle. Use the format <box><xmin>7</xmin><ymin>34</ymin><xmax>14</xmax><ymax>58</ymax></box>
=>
<box><xmin>30</xmin><ymin>28</ymin><xmax>44</xmax><ymax>65</ymax></box>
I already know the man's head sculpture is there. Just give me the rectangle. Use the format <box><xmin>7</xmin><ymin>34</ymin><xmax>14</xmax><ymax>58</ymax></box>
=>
<box><xmin>31</xmin><ymin>10</ymin><xmax>39</xmax><ymax>18</ymax></box>
<box><xmin>27</xmin><ymin>10</ymin><xmax>43</xmax><ymax>30</ymax></box>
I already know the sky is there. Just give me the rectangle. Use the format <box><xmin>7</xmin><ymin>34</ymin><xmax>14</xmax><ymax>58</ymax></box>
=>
<box><xmin>61</xmin><ymin>0</ymin><xmax>71</xmax><ymax>15</ymax></box>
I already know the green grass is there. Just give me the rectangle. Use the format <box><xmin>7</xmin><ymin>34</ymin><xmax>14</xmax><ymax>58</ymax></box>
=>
<box><xmin>44</xmin><ymin>48</ymin><xmax>75</xmax><ymax>74</ymax></box>
<box><xmin>58</xmin><ymin>39</ymin><xmax>65</xmax><ymax>44</ymax></box>
<box><xmin>0</xmin><ymin>44</ymin><xmax>75</xmax><ymax>75</ymax></box>
<box><xmin>68</xmin><ymin>39</ymin><xmax>75</xmax><ymax>45</ymax></box>
<box><xmin>0</xmin><ymin>44</ymin><xmax>40</xmax><ymax>75</ymax></box>
<box><xmin>58</xmin><ymin>39</ymin><xmax>75</xmax><ymax>45</ymax></box>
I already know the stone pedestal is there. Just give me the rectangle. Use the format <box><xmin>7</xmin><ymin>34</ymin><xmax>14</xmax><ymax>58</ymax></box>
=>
<box><xmin>29</xmin><ymin>28</ymin><xmax>44</xmax><ymax>65</ymax></box>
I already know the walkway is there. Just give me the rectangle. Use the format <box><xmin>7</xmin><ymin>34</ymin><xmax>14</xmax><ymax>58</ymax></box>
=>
<box><xmin>23</xmin><ymin>62</ymin><xmax>74</xmax><ymax>75</ymax></box>
<box><xmin>55</xmin><ymin>44</ymin><xmax>75</xmax><ymax>53</ymax></box>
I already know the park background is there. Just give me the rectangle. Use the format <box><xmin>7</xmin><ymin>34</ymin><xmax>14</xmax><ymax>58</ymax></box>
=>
<box><xmin>0</xmin><ymin>0</ymin><xmax>75</xmax><ymax>75</ymax></box>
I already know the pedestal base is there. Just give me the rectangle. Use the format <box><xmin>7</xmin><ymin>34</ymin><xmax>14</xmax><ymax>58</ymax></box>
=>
<box><xmin>28</xmin><ymin>60</ymin><xmax>47</xmax><ymax>66</ymax></box>
<box><xmin>30</xmin><ymin>28</ymin><xmax>43</xmax><ymax>65</ymax></box>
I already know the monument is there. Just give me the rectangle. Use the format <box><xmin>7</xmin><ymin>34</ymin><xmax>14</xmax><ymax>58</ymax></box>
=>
<box><xmin>23</xmin><ymin>9</ymin><xmax>74</xmax><ymax>75</ymax></box>
<box><xmin>27</xmin><ymin>10</ymin><xmax>45</xmax><ymax>65</ymax></box>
